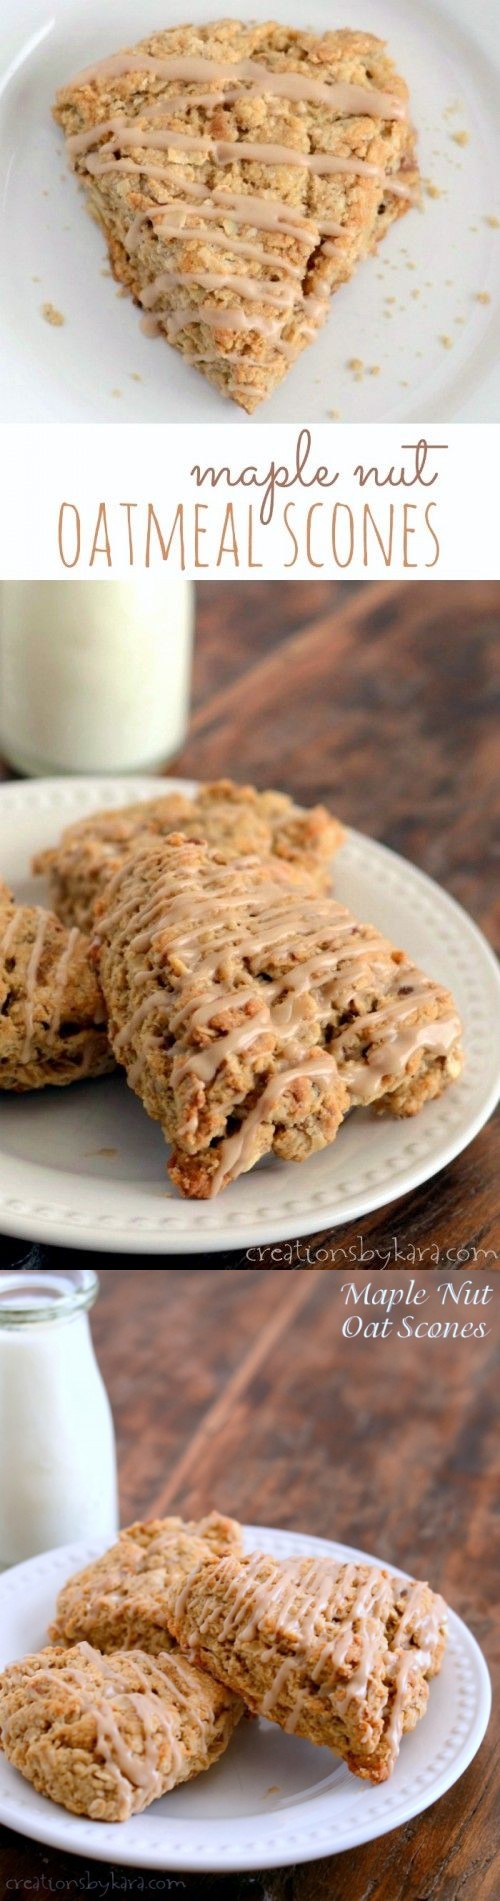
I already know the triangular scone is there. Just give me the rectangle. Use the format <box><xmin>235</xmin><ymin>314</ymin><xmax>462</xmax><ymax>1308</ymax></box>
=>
<box><xmin>33</xmin><ymin>778</ymin><xmax>344</xmax><ymax>930</ymax></box>
<box><xmin>160</xmin><ymin>1547</ymin><xmax>448</xmax><ymax>1782</ymax></box>
<box><xmin>92</xmin><ymin>836</ymin><xmax>462</xmax><ymax>1199</ymax></box>
<box><xmin>49</xmin><ymin>1512</ymin><xmax>244</xmax><ymax>1653</ymax></box>
<box><xmin>0</xmin><ymin>883</ymin><xmax>113</xmax><ymax>1091</ymax></box>
<box><xmin>53</xmin><ymin>19</ymin><xmax>419</xmax><ymax>411</ymax></box>
<box><xmin>93</xmin><ymin>840</ymin><xmax>349</xmax><ymax>1197</ymax></box>
<box><xmin>0</xmin><ymin>1643</ymin><xmax>243</xmax><ymax>1822</ymax></box>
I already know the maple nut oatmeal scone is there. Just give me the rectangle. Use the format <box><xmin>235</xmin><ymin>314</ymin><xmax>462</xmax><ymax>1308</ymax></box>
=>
<box><xmin>33</xmin><ymin>779</ymin><xmax>344</xmax><ymax>932</ymax></box>
<box><xmin>161</xmin><ymin>1546</ymin><xmax>448</xmax><ymax>1783</ymax></box>
<box><xmin>0</xmin><ymin>1642</ymin><xmax>243</xmax><ymax>1821</ymax></box>
<box><xmin>49</xmin><ymin>1512</ymin><xmax>244</xmax><ymax>1654</ymax></box>
<box><xmin>53</xmin><ymin>19</ymin><xmax>419</xmax><ymax>411</ymax></box>
<box><xmin>0</xmin><ymin>881</ymin><xmax>113</xmax><ymax>1092</ymax></box>
<box><xmin>91</xmin><ymin>834</ymin><xmax>463</xmax><ymax>1199</ymax></box>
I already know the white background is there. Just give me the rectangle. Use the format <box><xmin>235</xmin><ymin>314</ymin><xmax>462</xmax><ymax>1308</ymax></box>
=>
<box><xmin>0</xmin><ymin>422</ymin><xmax>496</xmax><ymax>579</ymax></box>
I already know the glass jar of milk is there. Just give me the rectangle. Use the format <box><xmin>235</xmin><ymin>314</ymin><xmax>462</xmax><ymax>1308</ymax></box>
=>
<box><xmin>0</xmin><ymin>579</ymin><xmax>194</xmax><ymax>775</ymax></box>
<box><xmin>0</xmin><ymin>1265</ymin><xmax>118</xmax><ymax>1568</ymax></box>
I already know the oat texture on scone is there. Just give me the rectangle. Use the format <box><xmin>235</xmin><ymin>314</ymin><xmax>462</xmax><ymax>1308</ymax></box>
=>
<box><xmin>0</xmin><ymin>882</ymin><xmax>113</xmax><ymax>1091</ymax></box>
<box><xmin>92</xmin><ymin>833</ymin><xmax>463</xmax><ymax>1198</ymax></box>
<box><xmin>0</xmin><ymin>1641</ymin><xmax>243</xmax><ymax>1821</ymax></box>
<box><xmin>33</xmin><ymin>778</ymin><xmax>344</xmax><ymax>931</ymax></box>
<box><xmin>49</xmin><ymin>1512</ymin><xmax>244</xmax><ymax>1652</ymax></box>
<box><xmin>53</xmin><ymin>19</ymin><xmax>419</xmax><ymax>409</ymax></box>
<box><xmin>161</xmin><ymin>1545</ymin><xmax>448</xmax><ymax>1782</ymax></box>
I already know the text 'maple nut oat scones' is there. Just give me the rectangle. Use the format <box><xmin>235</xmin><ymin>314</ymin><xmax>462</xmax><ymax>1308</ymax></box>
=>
<box><xmin>161</xmin><ymin>1546</ymin><xmax>448</xmax><ymax>1783</ymax></box>
<box><xmin>53</xmin><ymin>19</ymin><xmax>419</xmax><ymax>410</ymax></box>
<box><xmin>0</xmin><ymin>881</ymin><xmax>113</xmax><ymax>1092</ymax></box>
<box><xmin>0</xmin><ymin>1644</ymin><xmax>243</xmax><ymax>1822</ymax></box>
<box><xmin>92</xmin><ymin>835</ymin><xmax>463</xmax><ymax>1199</ymax></box>
<box><xmin>49</xmin><ymin>1512</ymin><xmax>244</xmax><ymax>1654</ymax></box>
<box><xmin>33</xmin><ymin>779</ymin><xmax>344</xmax><ymax>932</ymax></box>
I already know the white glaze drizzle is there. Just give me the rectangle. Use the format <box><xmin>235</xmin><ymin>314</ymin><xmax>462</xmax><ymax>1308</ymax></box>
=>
<box><xmin>1</xmin><ymin>906</ymin><xmax>84</xmax><ymax>1067</ymax></box>
<box><xmin>49</xmin><ymin>926</ymin><xmax>80</xmax><ymax>1037</ymax></box>
<box><xmin>68</xmin><ymin>117</ymin><xmax>414</xmax><ymax>202</ymax></box>
<box><xmin>208</xmin><ymin>1053</ymin><xmax>340</xmax><ymax>1194</ymax></box>
<box><xmin>1</xmin><ymin>1644</ymin><xmax>190</xmax><ymax>1808</ymax></box>
<box><xmin>171</xmin><ymin>1551</ymin><xmax>445</xmax><ymax>1763</ymax></box>
<box><xmin>86</xmin><ymin>167</ymin><xmax>320</xmax><ymax>240</ymax></box>
<box><xmin>0</xmin><ymin>909</ymin><xmax>20</xmax><ymax>960</ymax></box>
<box><xmin>0</xmin><ymin>904</ymin><xmax>96</xmax><ymax>1072</ymax></box>
<box><xmin>62</xmin><ymin>41</ymin><xmax>415</xmax><ymax>372</ymax></box>
<box><xmin>20</xmin><ymin>912</ymin><xmax>49</xmax><ymax>1065</ymax></box>
<box><xmin>124</xmin><ymin>205</ymin><xmax>304</xmax><ymax>277</ymax></box>
<box><xmin>66</xmin><ymin>50</ymin><xmax>406</xmax><ymax>123</ymax></box>
<box><xmin>140</xmin><ymin>265</ymin><xmax>296</xmax><ymax>311</ymax></box>
<box><xmin>166</xmin><ymin>302</ymin><xmax>283</xmax><ymax>339</ymax></box>
<box><xmin>175</xmin><ymin>1552</ymin><xmax>390</xmax><ymax>1735</ymax></box>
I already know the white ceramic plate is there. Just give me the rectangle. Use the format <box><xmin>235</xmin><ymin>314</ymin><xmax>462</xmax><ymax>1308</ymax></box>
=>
<box><xmin>0</xmin><ymin>0</ymin><xmax>499</xmax><ymax>423</ymax></box>
<box><xmin>1</xmin><ymin>774</ymin><xmax>499</xmax><ymax>1255</ymax></box>
<box><xmin>0</xmin><ymin>1528</ymin><xmax>491</xmax><ymax>1872</ymax></box>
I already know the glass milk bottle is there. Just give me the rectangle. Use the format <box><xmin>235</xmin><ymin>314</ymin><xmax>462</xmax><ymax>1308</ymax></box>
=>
<box><xmin>0</xmin><ymin>1266</ymin><xmax>118</xmax><ymax>1568</ymax></box>
<box><xmin>0</xmin><ymin>578</ymin><xmax>194</xmax><ymax>775</ymax></box>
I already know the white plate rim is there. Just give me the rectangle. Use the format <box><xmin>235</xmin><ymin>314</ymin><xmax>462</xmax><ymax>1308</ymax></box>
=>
<box><xmin>0</xmin><ymin>1527</ymin><xmax>492</xmax><ymax>1871</ymax></box>
<box><xmin>0</xmin><ymin>774</ymin><xmax>499</xmax><ymax>1254</ymax></box>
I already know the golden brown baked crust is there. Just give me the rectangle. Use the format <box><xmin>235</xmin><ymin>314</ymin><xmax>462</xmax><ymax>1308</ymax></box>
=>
<box><xmin>53</xmin><ymin>20</ymin><xmax>419</xmax><ymax>410</ymax></box>
<box><xmin>49</xmin><ymin>1512</ymin><xmax>244</xmax><ymax>1653</ymax></box>
<box><xmin>93</xmin><ymin>834</ymin><xmax>462</xmax><ymax>1198</ymax></box>
<box><xmin>162</xmin><ymin>1547</ymin><xmax>448</xmax><ymax>1782</ymax></box>
<box><xmin>0</xmin><ymin>1641</ymin><xmax>243</xmax><ymax>1821</ymax></box>
<box><xmin>0</xmin><ymin>884</ymin><xmax>113</xmax><ymax>1091</ymax></box>
<box><xmin>34</xmin><ymin>779</ymin><xmax>343</xmax><ymax>931</ymax></box>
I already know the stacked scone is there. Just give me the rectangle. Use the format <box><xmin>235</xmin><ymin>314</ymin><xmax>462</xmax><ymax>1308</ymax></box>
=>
<box><xmin>53</xmin><ymin>19</ymin><xmax>420</xmax><ymax>410</ymax></box>
<box><xmin>0</xmin><ymin>1510</ymin><xmax>448</xmax><ymax>1819</ymax></box>
<box><xmin>1</xmin><ymin>778</ymin><xmax>463</xmax><ymax>1197</ymax></box>
<box><xmin>0</xmin><ymin>879</ymin><xmax>113</xmax><ymax>1092</ymax></box>
<box><xmin>1</xmin><ymin>779</ymin><xmax>339</xmax><ymax>1111</ymax></box>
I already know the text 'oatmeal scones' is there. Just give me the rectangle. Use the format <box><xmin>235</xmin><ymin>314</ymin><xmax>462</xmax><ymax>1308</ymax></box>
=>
<box><xmin>49</xmin><ymin>1511</ymin><xmax>244</xmax><ymax>1654</ymax></box>
<box><xmin>0</xmin><ymin>1641</ymin><xmax>243</xmax><ymax>1821</ymax></box>
<box><xmin>0</xmin><ymin>882</ymin><xmax>113</xmax><ymax>1092</ymax></box>
<box><xmin>92</xmin><ymin>834</ymin><xmax>463</xmax><ymax>1198</ymax></box>
<box><xmin>33</xmin><ymin>778</ymin><xmax>343</xmax><ymax>931</ymax></box>
<box><xmin>162</xmin><ymin>1547</ymin><xmax>448</xmax><ymax>1782</ymax></box>
<box><xmin>53</xmin><ymin>19</ymin><xmax>419</xmax><ymax>411</ymax></box>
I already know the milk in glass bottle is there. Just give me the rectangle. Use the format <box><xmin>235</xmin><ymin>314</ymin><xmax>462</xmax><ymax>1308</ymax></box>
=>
<box><xmin>0</xmin><ymin>1265</ymin><xmax>118</xmax><ymax>1567</ymax></box>
<box><xmin>0</xmin><ymin>578</ymin><xmax>194</xmax><ymax>775</ymax></box>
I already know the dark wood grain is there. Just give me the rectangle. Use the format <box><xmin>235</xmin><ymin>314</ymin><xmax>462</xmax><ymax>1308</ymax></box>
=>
<box><xmin>0</xmin><ymin>1266</ymin><xmax>498</xmax><ymax>1899</ymax></box>
<box><xmin>1</xmin><ymin>578</ymin><xmax>498</xmax><ymax>1266</ymax></box>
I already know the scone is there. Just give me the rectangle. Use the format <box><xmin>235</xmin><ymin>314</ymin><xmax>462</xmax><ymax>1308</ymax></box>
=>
<box><xmin>0</xmin><ymin>1642</ymin><xmax>243</xmax><ymax>1821</ymax></box>
<box><xmin>161</xmin><ymin>1546</ymin><xmax>448</xmax><ymax>1782</ymax></box>
<box><xmin>92</xmin><ymin>834</ymin><xmax>463</xmax><ymax>1198</ymax></box>
<box><xmin>33</xmin><ymin>778</ymin><xmax>344</xmax><ymax>931</ymax></box>
<box><xmin>49</xmin><ymin>1511</ymin><xmax>244</xmax><ymax>1653</ymax></box>
<box><xmin>0</xmin><ymin>882</ymin><xmax>113</xmax><ymax>1091</ymax></box>
<box><xmin>53</xmin><ymin>19</ymin><xmax>419</xmax><ymax>411</ymax></box>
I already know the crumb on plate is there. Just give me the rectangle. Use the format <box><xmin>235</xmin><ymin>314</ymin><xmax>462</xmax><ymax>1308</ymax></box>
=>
<box><xmin>40</xmin><ymin>302</ymin><xmax>65</xmax><ymax>326</ymax></box>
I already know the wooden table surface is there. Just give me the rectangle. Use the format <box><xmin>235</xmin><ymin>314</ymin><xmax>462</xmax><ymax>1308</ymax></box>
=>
<box><xmin>0</xmin><ymin>1265</ymin><xmax>498</xmax><ymax>1898</ymax></box>
<box><xmin>1</xmin><ymin>578</ymin><xmax>498</xmax><ymax>1268</ymax></box>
